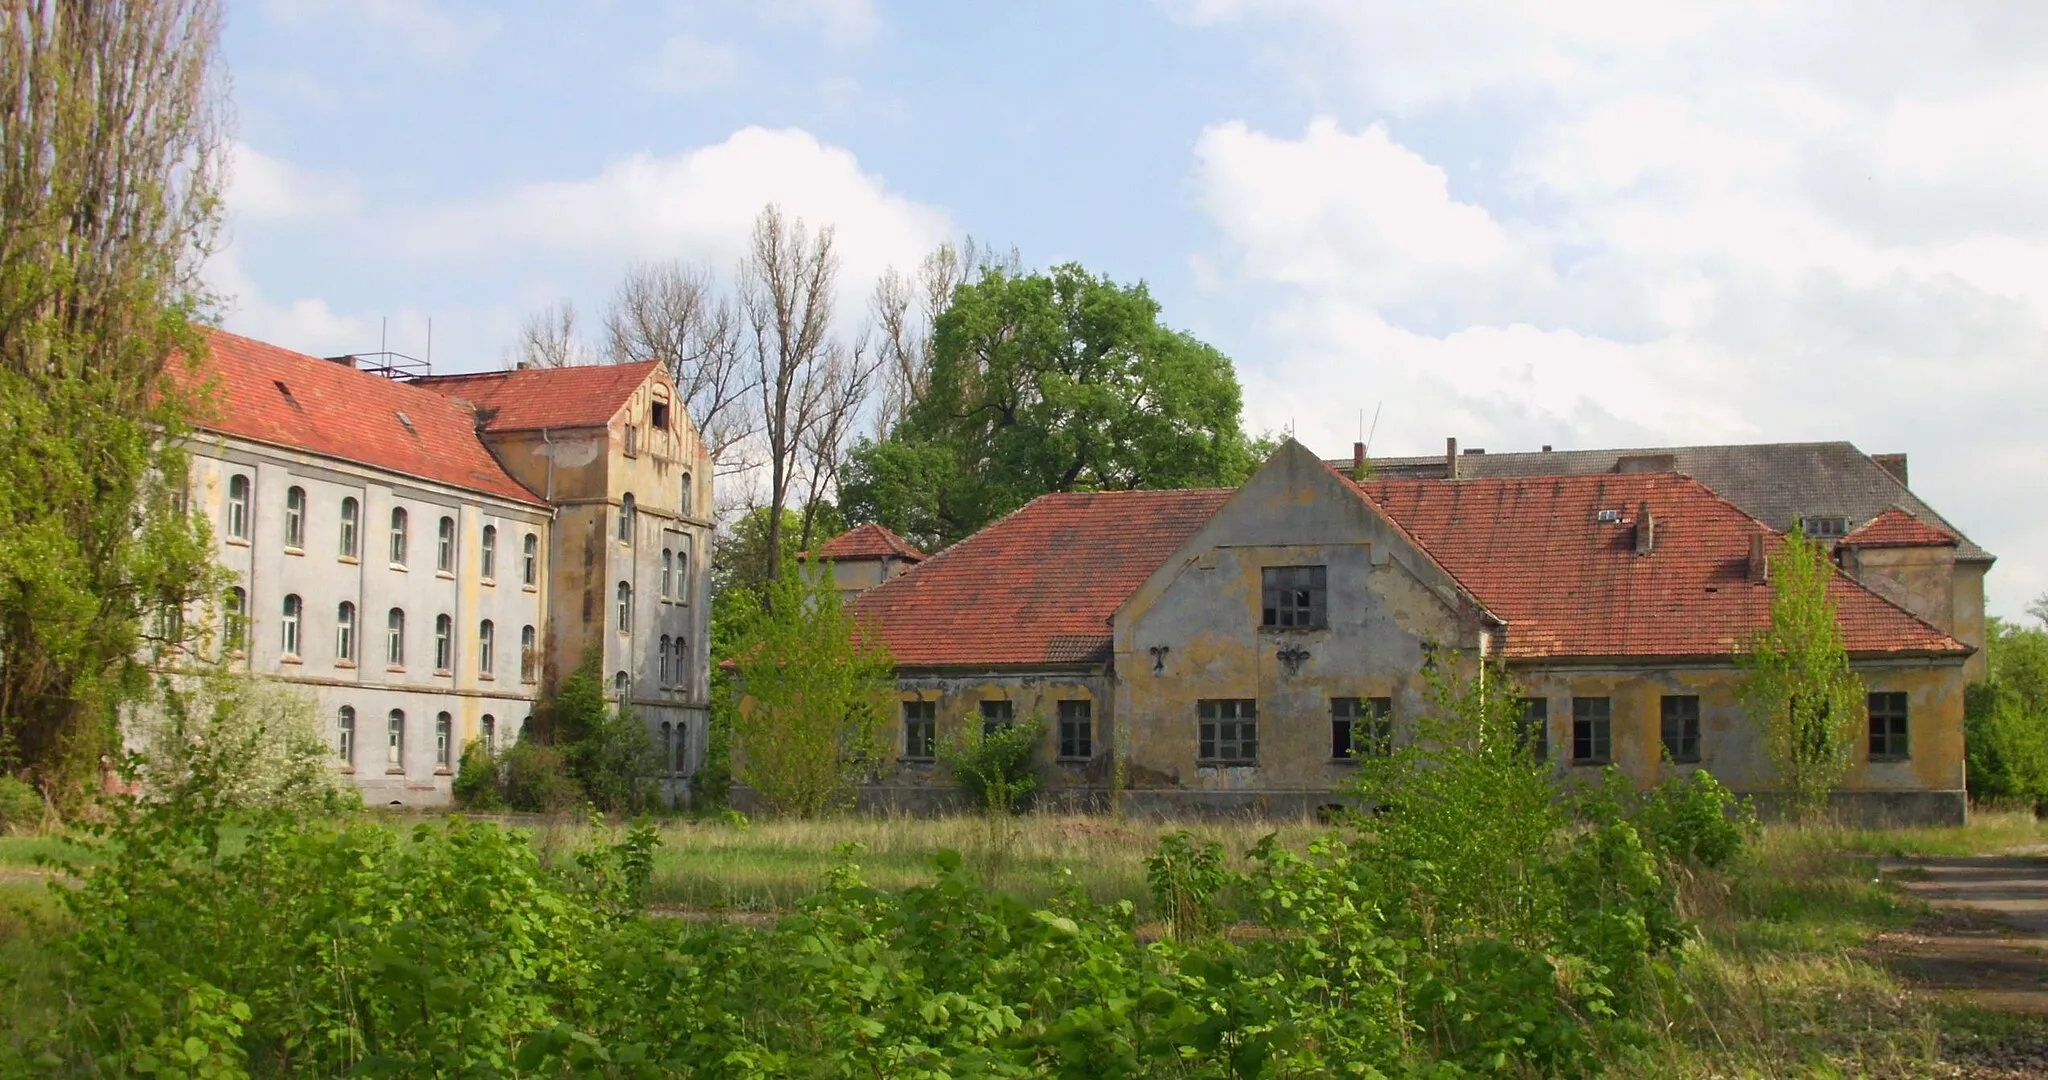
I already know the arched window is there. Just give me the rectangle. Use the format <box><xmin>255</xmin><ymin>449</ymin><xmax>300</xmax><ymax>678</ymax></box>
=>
<box><xmin>223</xmin><ymin>586</ymin><xmax>248</xmax><ymax>652</ymax></box>
<box><xmin>616</xmin><ymin>581</ymin><xmax>632</xmax><ymax>632</ymax></box>
<box><xmin>676</xmin><ymin>547</ymin><xmax>689</xmax><ymax>602</ymax></box>
<box><xmin>673</xmin><ymin>721</ymin><xmax>688</xmax><ymax>774</ymax></box>
<box><xmin>336</xmin><ymin>705</ymin><xmax>356</xmax><ymax>764</ymax></box>
<box><xmin>284</xmin><ymin>486</ymin><xmax>306</xmax><ymax>549</ymax></box>
<box><xmin>680</xmin><ymin>472</ymin><xmax>692</xmax><ymax>517</ymax></box>
<box><xmin>660</xmin><ymin>722</ymin><xmax>672</xmax><ymax>773</ymax></box>
<box><xmin>613</xmin><ymin>670</ymin><xmax>629</xmax><ymax>699</ymax></box>
<box><xmin>387</xmin><ymin>608</ymin><xmax>405</xmax><ymax>665</ymax></box>
<box><xmin>434</xmin><ymin>613</ymin><xmax>452</xmax><ymax>671</ymax></box>
<box><xmin>435</xmin><ymin>712</ymin><xmax>452</xmax><ymax>769</ymax></box>
<box><xmin>522</xmin><ymin>533</ymin><xmax>538</xmax><ymax>585</ymax></box>
<box><xmin>618</xmin><ymin>494</ymin><xmax>635</xmax><ymax>543</ymax></box>
<box><xmin>339</xmin><ymin>496</ymin><xmax>360</xmax><ymax>558</ymax></box>
<box><xmin>389</xmin><ymin>507</ymin><xmax>409</xmax><ymax>565</ymax></box>
<box><xmin>387</xmin><ymin>709</ymin><xmax>405</xmax><ymax>768</ymax></box>
<box><xmin>658</xmin><ymin>635</ymin><xmax>672</xmax><ymax>685</ymax></box>
<box><xmin>661</xmin><ymin>549</ymin><xmax>673</xmax><ymax>599</ymax></box>
<box><xmin>520</xmin><ymin>624</ymin><xmax>537</xmax><ymax>682</ymax></box>
<box><xmin>480</xmin><ymin>525</ymin><xmax>497</xmax><ymax>580</ymax></box>
<box><xmin>226</xmin><ymin>474</ymin><xmax>251</xmax><ymax>540</ymax></box>
<box><xmin>335</xmin><ymin>601</ymin><xmax>356</xmax><ymax>662</ymax></box>
<box><xmin>478</xmin><ymin>619</ymin><xmax>495</xmax><ymax>676</ymax></box>
<box><xmin>674</xmin><ymin>636</ymin><xmax>687</xmax><ymax>687</ymax></box>
<box><xmin>281</xmin><ymin>594</ymin><xmax>302</xmax><ymax>657</ymax></box>
<box><xmin>436</xmin><ymin>516</ymin><xmax>456</xmax><ymax>573</ymax></box>
<box><xmin>480</xmin><ymin>714</ymin><xmax>496</xmax><ymax>753</ymax></box>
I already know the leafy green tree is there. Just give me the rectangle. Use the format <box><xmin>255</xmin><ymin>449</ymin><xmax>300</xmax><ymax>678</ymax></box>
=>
<box><xmin>543</xmin><ymin>657</ymin><xmax>659</xmax><ymax>815</ymax></box>
<box><xmin>1965</xmin><ymin>616</ymin><xmax>2048</xmax><ymax>807</ymax></box>
<box><xmin>1738</xmin><ymin>528</ymin><xmax>1866</xmax><ymax>821</ymax></box>
<box><xmin>727</xmin><ymin>557</ymin><xmax>894</xmax><ymax>816</ymax></box>
<box><xmin>0</xmin><ymin>0</ymin><xmax>226</xmax><ymax>800</ymax></box>
<box><xmin>841</xmin><ymin>263</ymin><xmax>1259</xmax><ymax>550</ymax></box>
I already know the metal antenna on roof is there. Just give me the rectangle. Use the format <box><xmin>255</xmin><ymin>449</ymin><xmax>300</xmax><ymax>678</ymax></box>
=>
<box><xmin>1363</xmin><ymin>401</ymin><xmax>1382</xmax><ymax>457</ymax></box>
<box><xmin>425</xmin><ymin>318</ymin><xmax>433</xmax><ymax>371</ymax></box>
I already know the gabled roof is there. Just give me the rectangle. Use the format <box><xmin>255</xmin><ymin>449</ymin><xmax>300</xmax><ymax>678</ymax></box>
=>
<box><xmin>411</xmin><ymin>362</ymin><xmax>660</xmax><ymax>432</ymax></box>
<box><xmin>1360</xmin><ymin>473</ymin><xmax>1966</xmax><ymax>661</ymax></box>
<box><xmin>848</xmin><ymin>489</ymin><xmax>1233</xmax><ymax>667</ymax></box>
<box><xmin>1841</xmin><ymin>507</ymin><xmax>1959</xmax><ymax>549</ymax></box>
<box><xmin>1337</xmin><ymin>441</ymin><xmax>1989</xmax><ymax>562</ymax></box>
<box><xmin>178</xmin><ymin>330</ymin><xmax>544</xmax><ymax>506</ymax></box>
<box><xmin>815</xmin><ymin>522</ymin><xmax>926</xmax><ymax>562</ymax></box>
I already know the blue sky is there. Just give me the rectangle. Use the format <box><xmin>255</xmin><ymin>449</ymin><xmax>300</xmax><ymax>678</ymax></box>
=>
<box><xmin>215</xmin><ymin>1</ymin><xmax>2048</xmax><ymax>616</ymax></box>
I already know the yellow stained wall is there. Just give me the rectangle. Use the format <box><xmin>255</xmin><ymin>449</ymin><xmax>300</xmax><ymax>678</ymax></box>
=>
<box><xmin>879</xmin><ymin>674</ymin><xmax>1111</xmax><ymax>790</ymax></box>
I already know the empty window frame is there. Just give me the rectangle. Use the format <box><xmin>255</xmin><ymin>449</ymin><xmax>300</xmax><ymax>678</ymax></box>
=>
<box><xmin>389</xmin><ymin>507</ymin><xmax>409</xmax><ymax>565</ymax></box>
<box><xmin>386</xmin><ymin>709</ymin><xmax>405</xmax><ymax>769</ymax></box>
<box><xmin>1517</xmin><ymin>698</ymin><xmax>1550</xmax><ymax>762</ymax></box>
<box><xmin>478</xmin><ymin>619</ymin><xmax>495</xmax><ymax>676</ymax></box>
<box><xmin>1868</xmin><ymin>691</ymin><xmax>1910</xmax><ymax>761</ymax></box>
<box><xmin>623</xmin><ymin>425</ymin><xmax>639</xmax><ymax>457</ymax></box>
<box><xmin>650</xmin><ymin>400</ymin><xmax>670</xmax><ymax>431</ymax></box>
<box><xmin>1660</xmin><ymin>695</ymin><xmax>1702</xmax><ymax>764</ymax></box>
<box><xmin>618</xmin><ymin>494</ymin><xmax>635</xmax><ymax>542</ymax></box>
<box><xmin>658</xmin><ymin>634</ymin><xmax>672</xmax><ymax>685</ymax></box>
<box><xmin>1799</xmin><ymin>515</ymin><xmax>1849</xmax><ymax>539</ymax></box>
<box><xmin>617</xmin><ymin>581</ymin><xmax>633</xmax><ymax>631</ymax></box>
<box><xmin>436</xmin><ymin>516</ymin><xmax>455</xmax><ymax>573</ymax></box>
<box><xmin>336</xmin><ymin>705</ymin><xmax>355</xmax><ymax>764</ymax></box>
<box><xmin>480</xmin><ymin>714</ymin><xmax>496</xmax><ymax>754</ymax></box>
<box><xmin>480</xmin><ymin>525</ymin><xmax>497</xmax><ymax>581</ymax></box>
<box><xmin>904</xmin><ymin>700</ymin><xmax>937</xmax><ymax>760</ymax></box>
<box><xmin>226</xmin><ymin>474</ymin><xmax>251</xmax><ymax>540</ymax></box>
<box><xmin>680</xmin><ymin>472</ymin><xmax>693</xmax><ymax>517</ymax></box>
<box><xmin>1331</xmin><ymin>696</ymin><xmax>1392</xmax><ymax>759</ymax></box>
<box><xmin>435</xmin><ymin>712</ymin><xmax>452</xmax><ymax>770</ymax></box>
<box><xmin>223</xmin><ymin>586</ymin><xmax>248</xmax><ymax>653</ymax></box>
<box><xmin>280</xmin><ymin>594</ymin><xmax>302</xmax><ymax>657</ymax></box>
<box><xmin>672</xmin><ymin>721</ymin><xmax>688</xmax><ymax>775</ymax></box>
<box><xmin>613</xmin><ymin>670</ymin><xmax>630</xmax><ymax>699</ymax></box>
<box><xmin>520</xmin><ymin>625</ymin><xmax>537</xmax><ymax>682</ymax></box>
<box><xmin>522</xmin><ymin>533</ymin><xmax>538</xmax><ymax>585</ymax></box>
<box><xmin>1198</xmin><ymin>699</ymin><xmax>1258</xmax><ymax>763</ymax></box>
<box><xmin>979</xmin><ymin>699</ymin><xmax>1014</xmax><ymax>736</ymax></box>
<box><xmin>339</xmin><ymin>496</ymin><xmax>360</xmax><ymax>558</ymax></box>
<box><xmin>1057</xmin><ymin>700</ymin><xmax>1094</xmax><ymax>760</ymax></box>
<box><xmin>1571</xmin><ymin>697</ymin><xmax>1612</xmax><ymax>764</ymax></box>
<box><xmin>283</xmin><ymin>486</ymin><xmax>306</xmax><ymax>549</ymax></box>
<box><xmin>661</xmin><ymin>549</ymin><xmax>673</xmax><ymax>599</ymax></box>
<box><xmin>434</xmin><ymin>614</ymin><xmax>452</xmax><ymax>671</ymax></box>
<box><xmin>386</xmin><ymin>608</ymin><xmax>405</xmax><ymax>665</ymax></box>
<box><xmin>1260</xmin><ymin>565</ymin><xmax>1327</xmax><ymax>629</ymax></box>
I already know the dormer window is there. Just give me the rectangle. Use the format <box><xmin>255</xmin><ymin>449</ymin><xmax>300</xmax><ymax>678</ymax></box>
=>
<box><xmin>1800</xmin><ymin>515</ymin><xmax>1848</xmax><ymax>539</ymax></box>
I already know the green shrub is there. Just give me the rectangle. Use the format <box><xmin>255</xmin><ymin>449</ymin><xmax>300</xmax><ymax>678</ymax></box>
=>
<box><xmin>1614</xmin><ymin>768</ymin><xmax>1758</xmax><ymax>871</ymax></box>
<box><xmin>451</xmin><ymin>739</ymin><xmax>502</xmax><ymax>810</ymax></box>
<box><xmin>0</xmin><ymin>775</ymin><xmax>44</xmax><ymax>834</ymax></box>
<box><xmin>1145</xmin><ymin>830</ymin><xmax>1233</xmax><ymax>939</ymax></box>
<box><xmin>567</xmin><ymin>705</ymin><xmax>660</xmax><ymax>815</ymax></box>
<box><xmin>501</xmin><ymin>742</ymin><xmax>584</xmax><ymax>814</ymax></box>
<box><xmin>939</xmin><ymin>718</ymin><xmax>1044</xmax><ymax>814</ymax></box>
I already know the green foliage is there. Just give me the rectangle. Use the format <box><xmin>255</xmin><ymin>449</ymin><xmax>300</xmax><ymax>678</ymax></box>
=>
<box><xmin>727</xmin><ymin>557</ymin><xmax>895</xmax><ymax>817</ymax></box>
<box><xmin>501</xmin><ymin>657</ymin><xmax>660</xmax><ymax>815</ymax></box>
<box><xmin>841</xmin><ymin>263</ymin><xmax>1259</xmax><ymax>550</ymax></box>
<box><xmin>1738</xmin><ymin>527</ymin><xmax>1867</xmax><ymax>821</ymax></box>
<box><xmin>568</xmin><ymin>704</ymin><xmax>661</xmax><ymax>815</ymax></box>
<box><xmin>131</xmin><ymin>669</ymin><xmax>339</xmax><ymax>814</ymax></box>
<box><xmin>1612</xmin><ymin>769</ymin><xmax>1759</xmax><ymax>872</ymax></box>
<box><xmin>938</xmin><ymin>717</ymin><xmax>1044</xmax><ymax>814</ymax></box>
<box><xmin>452</xmin><ymin>739</ymin><xmax>503</xmax><ymax>810</ymax></box>
<box><xmin>1965</xmin><ymin>616</ymin><xmax>2048</xmax><ymax>806</ymax></box>
<box><xmin>499</xmin><ymin>741</ymin><xmax>585</xmax><ymax>814</ymax></box>
<box><xmin>0</xmin><ymin>776</ymin><xmax>44</xmax><ymax>835</ymax></box>
<box><xmin>1144</xmin><ymin>831</ymin><xmax>1232</xmax><ymax>940</ymax></box>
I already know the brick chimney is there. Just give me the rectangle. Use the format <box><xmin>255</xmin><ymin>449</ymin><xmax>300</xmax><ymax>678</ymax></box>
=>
<box><xmin>1747</xmin><ymin>529</ymin><xmax>1770</xmax><ymax>584</ymax></box>
<box><xmin>1353</xmin><ymin>441</ymin><xmax>1365</xmax><ymax>474</ymax></box>
<box><xmin>1872</xmin><ymin>453</ymin><xmax>1908</xmax><ymax>488</ymax></box>
<box><xmin>1634</xmin><ymin>500</ymin><xmax>1655</xmax><ymax>555</ymax></box>
<box><xmin>1446</xmin><ymin>436</ymin><xmax>1459</xmax><ymax>480</ymax></box>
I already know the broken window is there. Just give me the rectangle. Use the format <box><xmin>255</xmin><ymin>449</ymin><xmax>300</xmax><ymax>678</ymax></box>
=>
<box><xmin>1868</xmin><ymin>692</ymin><xmax>1910</xmax><ymax>760</ymax></box>
<box><xmin>979</xmin><ymin>699</ymin><xmax>1013</xmax><ymax>736</ymax></box>
<box><xmin>1660</xmin><ymin>695</ymin><xmax>1701</xmax><ymax>763</ymax></box>
<box><xmin>1260</xmin><ymin>565</ymin><xmax>1326</xmax><ymax>629</ymax></box>
<box><xmin>1571</xmin><ymin>697</ymin><xmax>1611</xmax><ymax>764</ymax></box>
<box><xmin>651</xmin><ymin>400</ymin><xmax>670</xmax><ymax>431</ymax></box>
<box><xmin>1799</xmin><ymin>515</ymin><xmax>1848</xmax><ymax>539</ymax></box>
<box><xmin>1331</xmin><ymin>696</ymin><xmax>1391</xmax><ymax>759</ymax></box>
<box><xmin>904</xmin><ymin>700</ymin><xmax>936</xmax><ymax>760</ymax></box>
<box><xmin>1198</xmin><ymin>699</ymin><xmax>1258</xmax><ymax>764</ymax></box>
<box><xmin>1057</xmin><ymin>700</ymin><xmax>1093</xmax><ymax>760</ymax></box>
<box><xmin>1517</xmin><ymin>698</ymin><xmax>1549</xmax><ymax>761</ymax></box>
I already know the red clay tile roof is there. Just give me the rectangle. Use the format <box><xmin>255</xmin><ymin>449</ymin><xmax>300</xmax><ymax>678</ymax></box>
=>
<box><xmin>848</xmin><ymin>489</ymin><xmax>1233</xmax><ymax>667</ymax></box>
<box><xmin>816</xmin><ymin>522</ymin><xmax>926</xmax><ymax>562</ymax></box>
<box><xmin>1361</xmin><ymin>474</ymin><xmax>1965</xmax><ymax>661</ymax></box>
<box><xmin>178</xmin><ymin>330</ymin><xmax>544</xmax><ymax>505</ymax></box>
<box><xmin>411</xmin><ymin>362</ymin><xmax>659</xmax><ymax>432</ymax></box>
<box><xmin>1841</xmin><ymin>507</ymin><xmax>1959</xmax><ymax>548</ymax></box>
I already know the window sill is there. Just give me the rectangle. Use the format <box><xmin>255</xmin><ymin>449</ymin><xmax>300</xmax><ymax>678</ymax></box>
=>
<box><xmin>224</xmin><ymin>537</ymin><xmax>250</xmax><ymax>548</ymax></box>
<box><xmin>1055</xmin><ymin>756</ymin><xmax>1093</xmax><ymax>765</ymax></box>
<box><xmin>280</xmin><ymin>656</ymin><xmax>302</xmax><ymax>666</ymax></box>
<box><xmin>1329</xmin><ymin>757</ymin><xmax>1360</xmax><ymax>765</ymax></box>
<box><xmin>1196</xmin><ymin>760</ymin><xmax>1259</xmax><ymax>768</ymax></box>
<box><xmin>336</xmin><ymin>766</ymin><xmax>354</xmax><ymax>775</ymax></box>
<box><xmin>433</xmin><ymin>668</ymin><xmax>452</xmax><ymax>678</ymax></box>
<box><xmin>1667</xmin><ymin>757</ymin><xmax>1702</xmax><ymax>766</ymax></box>
<box><xmin>338</xmin><ymin>555</ymin><xmax>359</xmax><ymax>565</ymax></box>
<box><xmin>1869</xmin><ymin>754</ymin><xmax>1911</xmax><ymax>764</ymax></box>
<box><xmin>284</xmin><ymin>546</ymin><xmax>304</xmax><ymax>556</ymax></box>
<box><xmin>335</xmin><ymin>659</ymin><xmax>356</xmax><ymax>670</ymax></box>
<box><xmin>899</xmin><ymin>757</ymin><xmax>936</xmax><ymax>766</ymax></box>
<box><xmin>1570</xmin><ymin>759</ymin><xmax>1611</xmax><ymax>767</ymax></box>
<box><xmin>434</xmin><ymin>768</ymin><xmax>452</xmax><ymax>777</ymax></box>
<box><xmin>385</xmin><ymin>767</ymin><xmax>405</xmax><ymax>775</ymax></box>
<box><xmin>386</xmin><ymin>665</ymin><xmax>405</xmax><ymax>673</ymax></box>
<box><xmin>481</xmin><ymin>577</ymin><xmax>495</xmax><ymax>588</ymax></box>
<box><xmin>478</xmin><ymin>673</ymin><xmax>495</xmax><ymax>682</ymax></box>
<box><xmin>390</xmin><ymin>563</ymin><xmax>408</xmax><ymax>573</ymax></box>
<box><xmin>436</xmin><ymin>571</ymin><xmax>455</xmax><ymax>580</ymax></box>
<box><xmin>522</xmin><ymin>584</ymin><xmax>538</xmax><ymax>593</ymax></box>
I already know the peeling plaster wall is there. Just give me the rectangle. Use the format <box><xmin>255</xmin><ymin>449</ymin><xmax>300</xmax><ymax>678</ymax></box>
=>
<box><xmin>865</xmin><ymin>671</ymin><xmax>1111</xmax><ymax>810</ymax></box>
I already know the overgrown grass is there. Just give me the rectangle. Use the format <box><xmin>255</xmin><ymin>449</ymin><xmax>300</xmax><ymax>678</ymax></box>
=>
<box><xmin>0</xmin><ymin>880</ymin><xmax>69</xmax><ymax>1060</ymax></box>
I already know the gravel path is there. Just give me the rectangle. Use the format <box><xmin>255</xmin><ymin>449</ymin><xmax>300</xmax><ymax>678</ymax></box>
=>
<box><xmin>1877</xmin><ymin>848</ymin><xmax>2048</xmax><ymax>1015</ymax></box>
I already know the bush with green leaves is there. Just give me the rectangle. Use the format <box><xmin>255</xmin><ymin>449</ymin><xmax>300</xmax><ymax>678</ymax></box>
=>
<box><xmin>939</xmin><ymin>717</ymin><xmax>1044</xmax><ymax>814</ymax></box>
<box><xmin>451</xmin><ymin>738</ymin><xmax>503</xmax><ymax>810</ymax></box>
<box><xmin>1615</xmin><ymin>769</ymin><xmax>1758</xmax><ymax>871</ymax></box>
<box><xmin>499</xmin><ymin>741</ymin><xmax>585</xmax><ymax>814</ymax></box>
<box><xmin>1965</xmin><ymin>616</ymin><xmax>2048</xmax><ymax>808</ymax></box>
<box><xmin>0</xmin><ymin>775</ymin><xmax>44</xmax><ymax>835</ymax></box>
<box><xmin>129</xmin><ymin>667</ymin><xmax>339</xmax><ymax>813</ymax></box>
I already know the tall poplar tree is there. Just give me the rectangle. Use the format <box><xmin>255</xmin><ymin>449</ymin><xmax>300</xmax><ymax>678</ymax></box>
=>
<box><xmin>1738</xmin><ymin>528</ymin><xmax>1866</xmax><ymax>821</ymax></box>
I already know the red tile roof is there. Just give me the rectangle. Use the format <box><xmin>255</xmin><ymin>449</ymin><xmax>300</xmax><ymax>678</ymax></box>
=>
<box><xmin>848</xmin><ymin>489</ymin><xmax>1233</xmax><ymax>667</ymax></box>
<box><xmin>1841</xmin><ymin>506</ymin><xmax>1959</xmax><ymax>549</ymax></box>
<box><xmin>411</xmin><ymin>362</ymin><xmax>659</xmax><ymax>432</ymax></box>
<box><xmin>178</xmin><ymin>330</ymin><xmax>544</xmax><ymax>505</ymax></box>
<box><xmin>815</xmin><ymin>522</ymin><xmax>926</xmax><ymax>562</ymax></box>
<box><xmin>1360</xmin><ymin>474</ymin><xmax>1965</xmax><ymax>661</ymax></box>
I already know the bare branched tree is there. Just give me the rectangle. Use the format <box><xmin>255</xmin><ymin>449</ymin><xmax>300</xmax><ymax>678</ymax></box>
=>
<box><xmin>741</xmin><ymin>205</ymin><xmax>840</xmax><ymax>585</ymax></box>
<box><xmin>505</xmin><ymin>300</ymin><xmax>591</xmax><ymax>369</ymax></box>
<box><xmin>870</xmin><ymin>237</ymin><xmax>1019</xmax><ymax>434</ymax></box>
<box><xmin>796</xmin><ymin>334</ymin><xmax>882</xmax><ymax>550</ymax></box>
<box><xmin>603</xmin><ymin>260</ymin><xmax>757</xmax><ymax>470</ymax></box>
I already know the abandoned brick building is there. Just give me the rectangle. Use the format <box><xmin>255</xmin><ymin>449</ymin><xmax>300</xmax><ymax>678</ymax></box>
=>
<box><xmin>829</xmin><ymin>439</ymin><xmax>1988</xmax><ymax>824</ymax></box>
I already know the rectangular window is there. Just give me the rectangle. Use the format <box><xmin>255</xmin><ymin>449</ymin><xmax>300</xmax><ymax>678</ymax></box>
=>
<box><xmin>1057</xmin><ymin>700</ymin><xmax>1093</xmax><ymax>760</ymax></box>
<box><xmin>1869</xmin><ymin>692</ymin><xmax>1910</xmax><ymax>760</ymax></box>
<box><xmin>979</xmin><ymin>699</ymin><xmax>1013</xmax><ymax>736</ymax></box>
<box><xmin>1518</xmin><ymin>698</ymin><xmax>1550</xmax><ymax>761</ymax></box>
<box><xmin>1800</xmin><ymin>515</ymin><xmax>1849</xmax><ymax>539</ymax></box>
<box><xmin>904</xmin><ymin>700</ymin><xmax>936</xmax><ymax>760</ymax></box>
<box><xmin>1260</xmin><ymin>565</ymin><xmax>1327</xmax><ymax>629</ymax></box>
<box><xmin>1331</xmin><ymin>696</ymin><xmax>1392</xmax><ymax>759</ymax></box>
<box><xmin>1660</xmin><ymin>695</ymin><xmax>1702</xmax><ymax>763</ymax></box>
<box><xmin>624</xmin><ymin>424</ymin><xmax>639</xmax><ymax>457</ymax></box>
<box><xmin>1198</xmin><ymin>699</ymin><xmax>1258</xmax><ymax>764</ymax></box>
<box><xmin>1571</xmin><ymin>697</ymin><xmax>1611</xmax><ymax>764</ymax></box>
<box><xmin>650</xmin><ymin>401</ymin><xmax>670</xmax><ymax>430</ymax></box>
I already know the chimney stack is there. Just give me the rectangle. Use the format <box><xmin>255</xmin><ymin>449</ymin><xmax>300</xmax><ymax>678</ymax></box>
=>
<box><xmin>1747</xmin><ymin>530</ymin><xmax>1770</xmax><ymax>584</ymax></box>
<box><xmin>1446</xmin><ymin>436</ymin><xmax>1459</xmax><ymax>480</ymax></box>
<box><xmin>1634</xmin><ymin>500</ymin><xmax>1655</xmax><ymax>555</ymax></box>
<box><xmin>1872</xmin><ymin>453</ymin><xmax>1909</xmax><ymax>488</ymax></box>
<box><xmin>1353</xmin><ymin>441</ymin><xmax>1365</xmax><ymax>474</ymax></box>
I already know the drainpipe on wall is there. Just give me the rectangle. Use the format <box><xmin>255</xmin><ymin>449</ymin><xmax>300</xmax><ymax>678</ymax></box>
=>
<box><xmin>540</xmin><ymin>428</ymin><xmax>555</xmax><ymax>502</ymax></box>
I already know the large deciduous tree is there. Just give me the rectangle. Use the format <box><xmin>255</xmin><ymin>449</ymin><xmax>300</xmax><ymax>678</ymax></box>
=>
<box><xmin>840</xmin><ymin>263</ymin><xmax>1258</xmax><ymax>550</ymax></box>
<box><xmin>0</xmin><ymin>0</ymin><xmax>226</xmax><ymax>798</ymax></box>
<box><xmin>1737</xmin><ymin>528</ymin><xmax>1866</xmax><ymax>821</ymax></box>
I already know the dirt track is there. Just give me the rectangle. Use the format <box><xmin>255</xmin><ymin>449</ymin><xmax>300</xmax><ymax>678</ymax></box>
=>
<box><xmin>1878</xmin><ymin>848</ymin><xmax>2048</xmax><ymax>1015</ymax></box>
